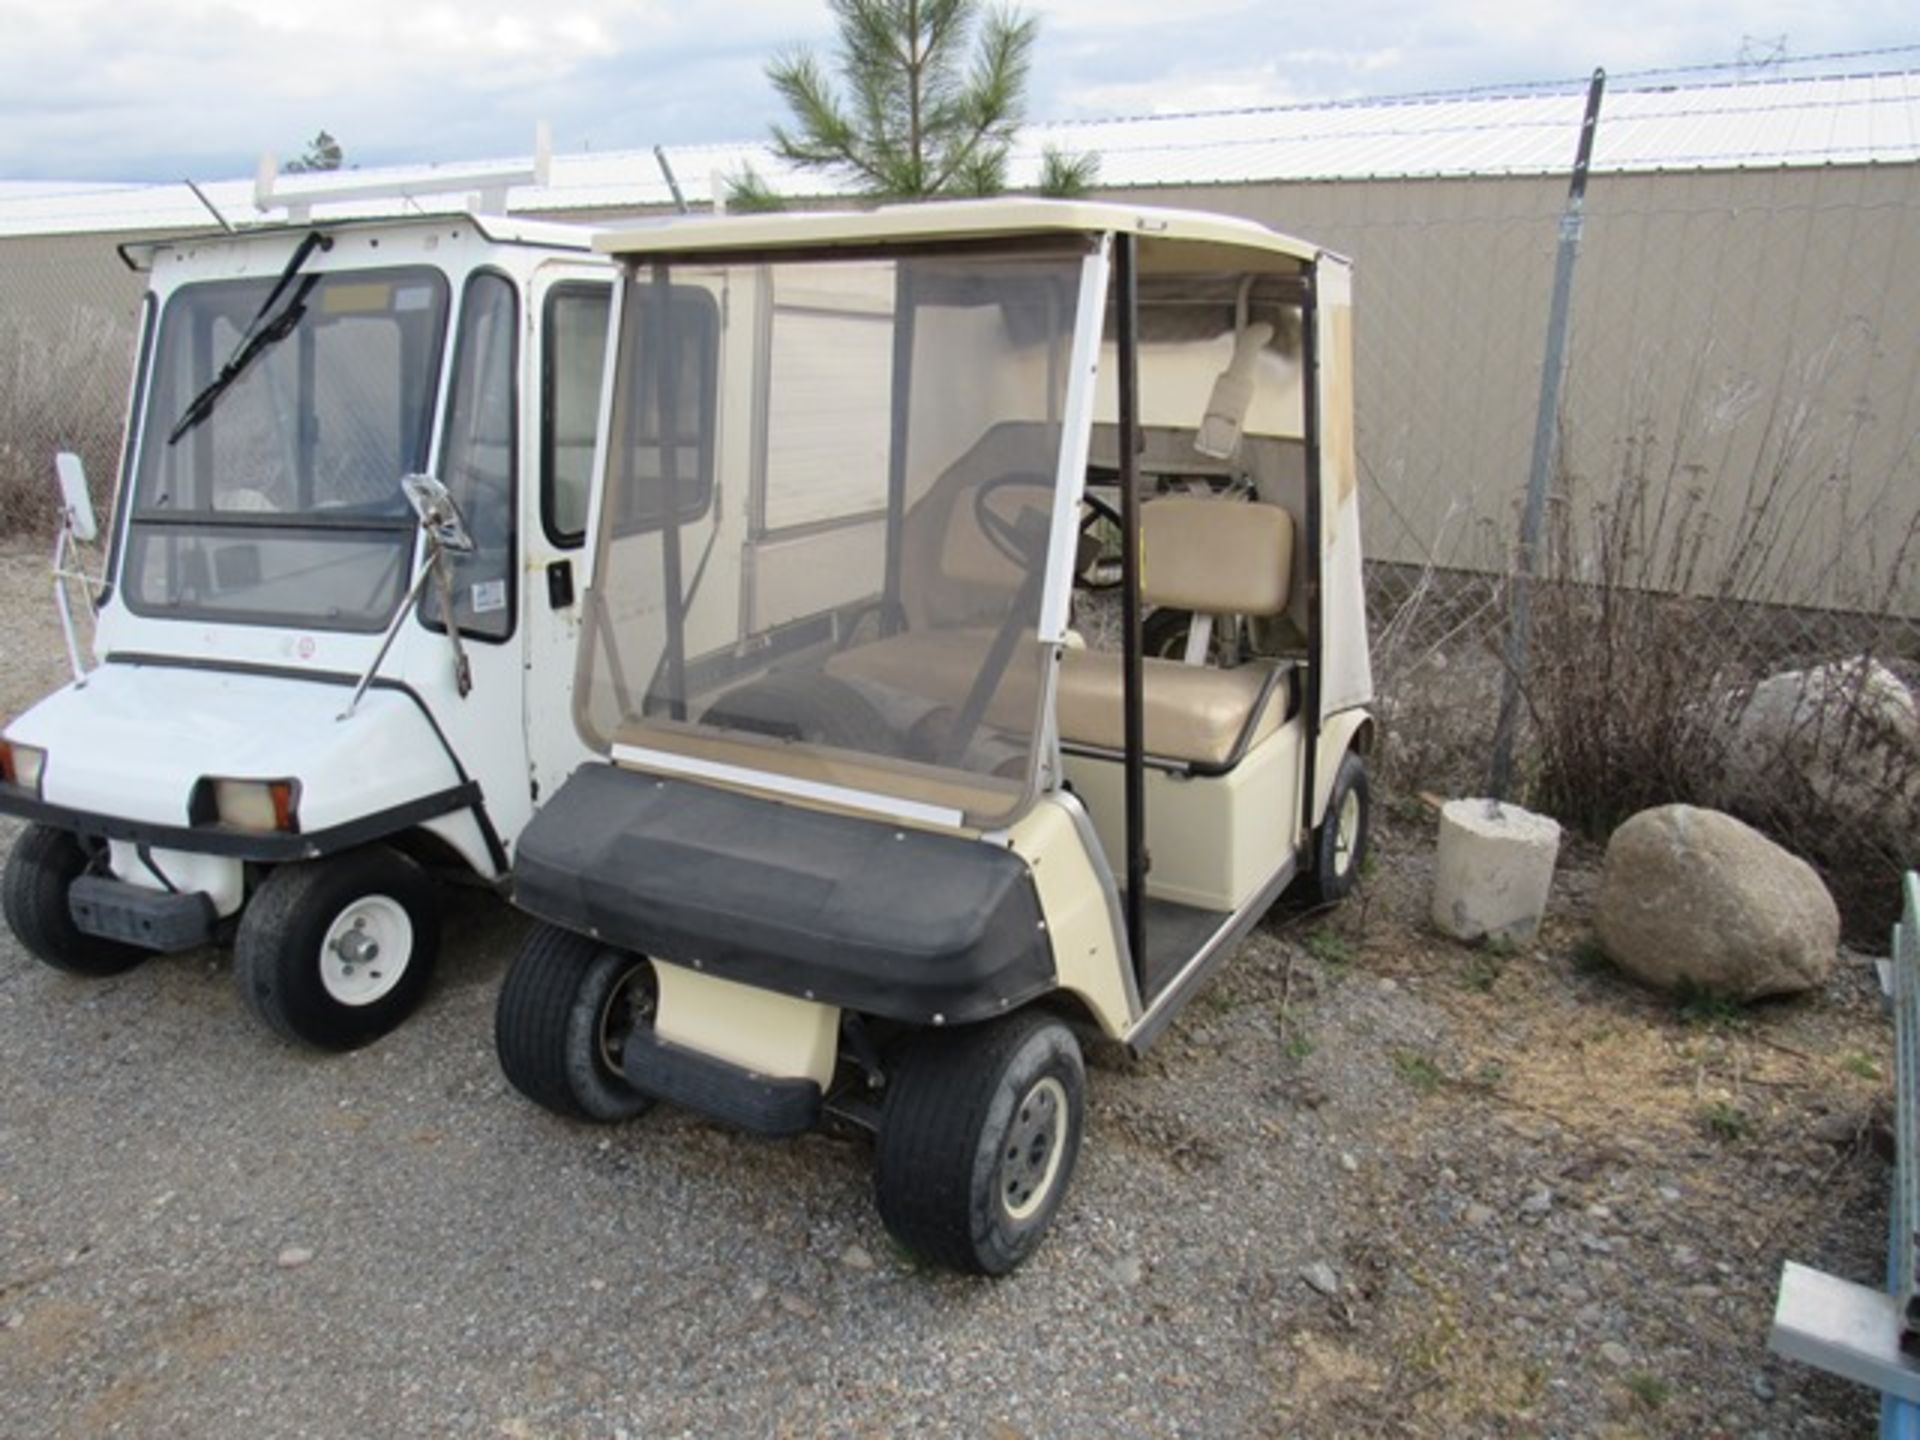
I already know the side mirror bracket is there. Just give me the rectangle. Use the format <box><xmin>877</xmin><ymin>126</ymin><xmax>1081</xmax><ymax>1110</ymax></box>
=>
<box><xmin>50</xmin><ymin>452</ymin><xmax>102</xmax><ymax>687</ymax></box>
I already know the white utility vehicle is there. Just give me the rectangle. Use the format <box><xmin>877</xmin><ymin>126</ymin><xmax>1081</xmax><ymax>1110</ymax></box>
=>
<box><xmin>495</xmin><ymin>200</ymin><xmax>1375</xmax><ymax>1273</ymax></box>
<box><xmin>0</xmin><ymin>199</ymin><xmax>620</xmax><ymax>1049</ymax></box>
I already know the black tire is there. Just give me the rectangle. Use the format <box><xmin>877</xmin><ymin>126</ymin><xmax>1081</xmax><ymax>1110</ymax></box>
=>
<box><xmin>232</xmin><ymin>845</ymin><xmax>439</xmax><ymax>1050</ymax></box>
<box><xmin>701</xmin><ymin>670</ymin><xmax>897</xmax><ymax>753</ymax></box>
<box><xmin>2</xmin><ymin>824</ymin><xmax>148</xmax><ymax>976</ymax></box>
<box><xmin>495</xmin><ymin>922</ymin><xmax>657</xmax><ymax>1124</ymax></box>
<box><xmin>1310</xmin><ymin>751</ymin><xmax>1371</xmax><ymax>905</ymax></box>
<box><xmin>875</xmin><ymin>1010</ymin><xmax>1086</xmax><ymax>1276</ymax></box>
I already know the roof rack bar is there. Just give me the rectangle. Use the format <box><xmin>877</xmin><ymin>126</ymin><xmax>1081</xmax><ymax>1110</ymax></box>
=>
<box><xmin>253</xmin><ymin>122</ymin><xmax>552</xmax><ymax>221</ymax></box>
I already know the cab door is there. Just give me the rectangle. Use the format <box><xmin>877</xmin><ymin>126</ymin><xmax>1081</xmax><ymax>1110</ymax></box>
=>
<box><xmin>521</xmin><ymin>263</ymin><xmax>615</xmax><ymax>808</ymax></box>
<box><xmin>404</xmin><ymin>266</ymin><xmax>536</xmax><ymax>862</ymax></box>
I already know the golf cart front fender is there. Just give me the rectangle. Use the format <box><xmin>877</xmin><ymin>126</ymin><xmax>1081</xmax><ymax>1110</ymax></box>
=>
<box><xmin>514</xmin><ymin>764</ymin><xmax>1057</xmax><ymax>1027</ymax></box>
<box><xmin>0</xmin><ymin>659</ymin><xmax>494</xmax><ymax>869</ymax></box>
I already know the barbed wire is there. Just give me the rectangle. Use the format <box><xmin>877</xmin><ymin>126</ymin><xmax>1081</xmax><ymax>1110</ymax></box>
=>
<box><xmin>1019</xmin><ymin>43</ymin><xmax>1920</xmax><ymax>129</ymax></box>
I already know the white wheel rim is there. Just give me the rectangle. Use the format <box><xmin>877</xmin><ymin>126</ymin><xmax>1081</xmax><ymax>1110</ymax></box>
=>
<box><xmin>1333</xmin><ymin>788</ymin><xmax>1362</xmax><ymax>875</ymax></box>
<box><xmin>318</xmin><ymin>896</ymin><xmax>413</xmax><ymax>1006</ymax></box>
<box><xmin>999</xmin><ymin>1076</ymin><xmax>1069</xmax><ymax>1222</ymax></box>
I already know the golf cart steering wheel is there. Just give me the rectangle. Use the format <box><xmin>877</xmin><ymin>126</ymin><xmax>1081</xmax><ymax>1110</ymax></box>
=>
<box><xmin>972</xmin><ymin>473</ymin><xmax>1126</xmax><ymax>589</ymax></box>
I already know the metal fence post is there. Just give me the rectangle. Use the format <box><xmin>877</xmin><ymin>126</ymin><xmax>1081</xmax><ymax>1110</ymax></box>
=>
<box><xmin>1487</xmin><ymin>68</ymin><xmax>1608</xmax><ymax>798</ymax></box>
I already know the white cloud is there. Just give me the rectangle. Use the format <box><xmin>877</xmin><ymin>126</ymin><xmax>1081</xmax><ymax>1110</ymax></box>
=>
<box><xmin>1067</xmin><ymin>65</ymin><xmax>1306</xmax><ymax>118</ymax></box>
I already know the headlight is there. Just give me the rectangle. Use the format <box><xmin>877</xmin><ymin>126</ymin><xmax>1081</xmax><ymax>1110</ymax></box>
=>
<box><xmin>0</xmin><ymin>740</ymin><xmax>46</xmax><ymax>796</ymax></box>
<box><xmin>197</xmin><ymin>778</ymin><xmax>301</xmax><ymax>833</ymax></box>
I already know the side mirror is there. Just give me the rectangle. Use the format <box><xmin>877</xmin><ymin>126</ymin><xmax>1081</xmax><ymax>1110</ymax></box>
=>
<box><xmin>399</xmin><ymin>473</ymin><xmax>474</xmax><ymax>555</ymax></box>
<box><xmin>54</xmin><ymin>452</ymin><xmax>98</xmax><ymax>543</ymax></box>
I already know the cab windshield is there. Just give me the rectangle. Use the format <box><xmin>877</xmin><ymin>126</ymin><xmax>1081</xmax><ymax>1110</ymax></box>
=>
<box><xmin>580</xmin><ymin>243</ymin><xmax>1095</xmax><ymax>826</ymax></box>
<box><xmin>121</xmin><ymin>267</ymin><xmax>450</xmax><ymax>631</ymax></box>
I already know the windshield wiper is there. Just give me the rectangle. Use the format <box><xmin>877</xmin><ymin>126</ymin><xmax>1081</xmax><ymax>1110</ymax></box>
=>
<box><xmin>167</xmin><ymin>230</ymin><xmax>333</xmax><ymax>446</ymax></box>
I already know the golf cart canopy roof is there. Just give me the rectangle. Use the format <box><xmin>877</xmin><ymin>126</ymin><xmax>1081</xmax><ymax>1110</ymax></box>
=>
<box><xmin>594</xmin><ymin>199</ymin><xmax>1323</xmax><ymax>272</ymax></box>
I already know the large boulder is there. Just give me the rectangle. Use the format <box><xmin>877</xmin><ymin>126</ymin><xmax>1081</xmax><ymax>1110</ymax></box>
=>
<box><xmin>1595</xmin><ymin>804</ymin><xmax>1838</xmax><ymax>1000</ymax></box>
<box><xmin>1721</xmin><ymin>656</ymin><xmax>1920</xmax><ymax>825</ymax></box>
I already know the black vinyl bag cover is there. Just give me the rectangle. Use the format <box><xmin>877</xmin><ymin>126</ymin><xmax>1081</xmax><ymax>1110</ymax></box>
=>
<box><xmin>514</xmin><ymin>765</ymin><xmax>1055</xmax><ymax>1025</ymax></box>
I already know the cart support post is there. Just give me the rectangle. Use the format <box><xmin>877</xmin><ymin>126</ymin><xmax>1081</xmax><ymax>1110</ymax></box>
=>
<box><xmin>882</xmin><ymin>265</ymin><xmax>917</xmax><ymax>635</ymax></box>
<box><xmin>1115</xmin><ymin>234</ymin><xmax>1148</xmax><ymax>980</ymax></box>
<box><xmin>1298</xmin><ymin>266</ymin><xmax>1324</xmax><ymax>845</ymax></box>
<box><xmin>653</xmin><ymin>261</ymin><xmax>689</xmax><ymax>720</ymax></box>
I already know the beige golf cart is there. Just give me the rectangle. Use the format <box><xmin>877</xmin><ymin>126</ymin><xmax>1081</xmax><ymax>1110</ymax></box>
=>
<box><xmin>496</xmin><ymin>200</ymin><xmax>1374</xmax><ymax>1274</ymax></box>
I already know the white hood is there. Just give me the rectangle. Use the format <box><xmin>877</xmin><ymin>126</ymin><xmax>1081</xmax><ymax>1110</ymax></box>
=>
<box><xmin>6</xmin><ymin>660</ymin><xmax>463</xmax><ymax>832</ymax></box>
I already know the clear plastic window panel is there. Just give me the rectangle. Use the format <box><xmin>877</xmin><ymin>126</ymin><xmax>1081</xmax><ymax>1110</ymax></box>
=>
<box><xmin>579</xmin><ymin>248</ymin><xmax>1087</xmax><ymax>826</ymax></box>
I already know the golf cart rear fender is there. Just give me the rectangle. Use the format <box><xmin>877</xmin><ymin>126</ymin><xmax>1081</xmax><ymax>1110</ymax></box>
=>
<box><xmin>1312</xmin><ymin>709</ymin><xmax>1374</xmax><ymax>825</ymax></box>
<box><xmin>512</xmin><ymin>765</ymin><xmax>1058</xmax><ymax>1026</ymax></box>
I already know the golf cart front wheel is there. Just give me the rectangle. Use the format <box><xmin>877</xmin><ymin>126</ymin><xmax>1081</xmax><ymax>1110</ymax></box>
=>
<box><xmin>2</xmin><ymin>824</ymin><xmax>149</xmax><ymax>976</ymax></box>
<box><xmin>875</xmin><ymin>1009</ymin><xmax>1086</xmax><ymax>1276</ymax></box>
<box><xmin>1310</xmin><ymin>751</ymin><xmax>1371</xmax><ymax>905</ymax></box>
<box><xmin>495</xmin><ymin>921</ymin><xmax>657</xmax><ymax>1124</ymax></box>
<box><xmin>233</xmin><ymin>844</ymin><xmax>439</xmax><ymax>1049</ymax></box>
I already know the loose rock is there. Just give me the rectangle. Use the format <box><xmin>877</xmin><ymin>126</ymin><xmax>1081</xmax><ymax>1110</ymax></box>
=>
<box><xmin>276</xmin><ymin>1246</ymin><xmax>314</xmax><ymax>1270</ymax></box>
<box><xmin>1301</xmin><ymin>1262</ymin><xmax>1340</xmax><ymax>1297</ymax></box>
<box><xmin>1595</xmin><ymin>805</ymin><xmax>1838</xmax><ymax>1000</ymax></box>
<box><xmin>839</xmin><ymin>1244</ymin><xmax>875</xmax><ymax>1272</ymax></box>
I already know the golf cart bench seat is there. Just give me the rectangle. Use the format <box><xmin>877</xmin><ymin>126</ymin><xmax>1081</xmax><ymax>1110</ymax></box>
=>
<box><xmin>827</xmin><ymin>632</ymin><xmax>1288</xmax><ymax>768</ymax></box>
<box><xmin>828</xmin><ymin>494</ymin><xmax>1296</xmax><ymax>768</ymax></box>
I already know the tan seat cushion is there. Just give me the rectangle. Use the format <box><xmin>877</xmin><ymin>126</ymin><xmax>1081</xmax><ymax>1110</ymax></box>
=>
<box><xmin>1057</xmin><ymin>649</ymin><xmax>1285</xmax><ymax>767</ymax></box>
<box><xmin>826</xmin><ymin>629</ymin><xmax>1285</xmax><ymax>768</ymax></box>
<box><xmin>1141</xmin><ymin>496</ymin><xmax>1293</xmax><ymax>616</ymax></box>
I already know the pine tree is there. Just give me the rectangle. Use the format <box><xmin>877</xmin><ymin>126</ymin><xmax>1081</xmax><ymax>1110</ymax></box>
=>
<box><xmin>730</xmin><ymin>0</ymin><xmax>1097</xmax><ymax>209</ymax></box>
<box><xmin>286</xmin><ymin>131</ymin><xmax>344</xmax><ymax>174</ymax></box>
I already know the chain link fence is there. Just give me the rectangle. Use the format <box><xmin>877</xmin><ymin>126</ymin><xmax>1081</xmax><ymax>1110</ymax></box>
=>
<box><xmin>1117</xmin><ymin>75</ymin><xmax>1920</xmax><ymax>934</ymax></box>
<box><xmin>3</xmin><ymin>77</ymin><xmax>1917</xmax><ymax>927</ymax></box>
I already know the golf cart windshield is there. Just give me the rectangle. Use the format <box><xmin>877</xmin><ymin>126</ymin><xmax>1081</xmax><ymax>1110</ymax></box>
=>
<box><xmin>581</xmin><ymin>242</ymin><xmax>1096</xmax><ymax>826</ymax></box>
<box><xmin>120</xmin><ymin>268</ymin><xmax>450</xmax><ymax>632</ymax></box>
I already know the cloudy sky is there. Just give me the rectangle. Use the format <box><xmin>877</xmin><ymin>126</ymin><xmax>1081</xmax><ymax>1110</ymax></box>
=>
<box><xmin>1</xmin><ymin>0</ymin><xmax>1914</xmax><ymax>182</ymax></box>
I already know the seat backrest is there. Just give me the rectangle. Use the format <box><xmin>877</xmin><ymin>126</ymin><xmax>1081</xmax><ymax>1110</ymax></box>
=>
<box><xmin>1141</xmin><ymin>496</ymin><xmax>1292</xmax><ymax>616</ymax></box>
<box><xmin>896</xmin><ymin>426</ymin><xmax>1055</xmax><ymax>631</ymax></box>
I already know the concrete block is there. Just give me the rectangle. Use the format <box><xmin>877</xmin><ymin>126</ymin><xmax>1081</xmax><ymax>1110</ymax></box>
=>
<box><xmin>1431</xmin><ymin>798</ymin><xmax>1562</xmax><ymax>944</ymax></box>
<box><xmin>1770</xmin><ymin>1260</ymin><xmax>1920</xmax><ymax>1402</ymax></box>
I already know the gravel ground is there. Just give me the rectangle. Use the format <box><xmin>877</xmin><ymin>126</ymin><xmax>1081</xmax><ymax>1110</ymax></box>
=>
<box><xmin>0</xmin><ymin>541</ymin><xmax>1892</xmax><ymax>1437</ymax></box>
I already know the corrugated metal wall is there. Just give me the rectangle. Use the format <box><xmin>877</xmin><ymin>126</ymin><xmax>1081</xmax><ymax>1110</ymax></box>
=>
<box><xmin>2</xmin><ymin>163</ymin><xmax>1916</xmax><ymax>614</ymax></box>
<box><xmin>1100</xmin><ymin>165</ymin><xmax>1920</xmax><ymax>615</ymax></box>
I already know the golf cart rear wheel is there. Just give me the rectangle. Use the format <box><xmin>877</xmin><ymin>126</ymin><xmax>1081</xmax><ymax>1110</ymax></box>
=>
<box><xmin>875</xmin><ymin>1009</ymin><xmax>1085</xmax><ymax>1276</ymax></box>
<box><xmin>1310</xmin><ymin>751</ymin><xmax>1371</xmax><ymax>905</ymax></box>
<box><xmin>233</xmin><ymin>845</ymin><xmax>439</xmax><ymax>1050</ymax></box>
<box><xmin>2</xmin><ymin>824</ymin><xmax>149</xmax><ymax>976</ymax></box>
<box><xmin>495</xmin><ymin>922</ymin><xmax>657</xmax><ymax>1124</ymax></box>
